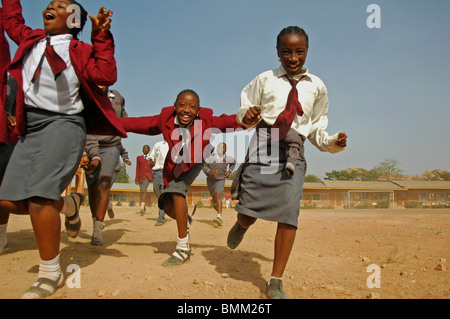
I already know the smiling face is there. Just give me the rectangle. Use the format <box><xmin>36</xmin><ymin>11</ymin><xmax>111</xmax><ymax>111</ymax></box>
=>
<box><xmin>277</xmin><ymin>33</ymin><xmax>308</xmax><ymax>77</ymax></box>
<box><xmin>43</xmin><ymin>0</ymin><xmax>76</xmax><ymax>35</ymax></box>
<box><xmin>174</xmin><ymin>92</ymin><xmax>200</xmax><ymax>126</ymax></box>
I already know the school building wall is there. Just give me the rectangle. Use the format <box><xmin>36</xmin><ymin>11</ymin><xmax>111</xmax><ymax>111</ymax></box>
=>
<box><xmin>71</xmin><ymin>179</ymin><xmax>450</xmax><ymax>209</ymax></box>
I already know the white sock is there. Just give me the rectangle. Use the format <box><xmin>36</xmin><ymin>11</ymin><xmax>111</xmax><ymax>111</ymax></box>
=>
<box><xmin>269</xmin><ymin>276</ymin><xmax>282</xmax><ymax>283</ymax></box>
<box><xmin>217</xmin><ymin>214</ymin><xmax>222</xmax><ymax>219</ymax></box>
<box><xmin>60</xmin><ymin>196</ymin><xmax>75</xmax><ymax>217</ymax></box>
<box><xmin>176</xmin><ymin>235</ymin><xmax>189</xmax><ymax>251</ymax></box>
<box><xmin>140</xmin><ymin>202</ymin><xmax>145</xmax><ymax>209</ymax></box>
<box><xmin>0</xmin><ymin>224</ymin><xmax>7</xmax><ymax>248</ymax></box>
<box><xmin>39</xmin><ymin>255</ymin><xmax>62</xmax><ymax>281</ymax></box>
<box><xmin>93</xmin><ymin>220</ymin><xmax>105</xmax><ymax>239</ymax></box>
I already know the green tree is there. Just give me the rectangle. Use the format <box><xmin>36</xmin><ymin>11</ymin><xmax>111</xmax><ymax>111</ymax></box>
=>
<box><xmin>115</xmin><ymin>162</ymin><xmax>130</xmax><ymax>183</ymax></box>
<box><xmin>373</xmin><ymin>158</ymin><xmax>404</xmax><ymax>180</ymax></box>
<box><xmin>305</xmin><ymin>174</ymin><xmax>321</xmax><ymax>182</ymax></box>
<box><xmin>422</xmin><ymin>169</ymin><xmax>449</xmax><ymax>181</ymax></box>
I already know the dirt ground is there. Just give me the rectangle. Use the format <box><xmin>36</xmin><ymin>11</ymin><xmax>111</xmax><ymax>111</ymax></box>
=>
<box><xmin>0</xmin><ymin>205</ymin><xmax>448</xmax><ymax>300</ymax></box>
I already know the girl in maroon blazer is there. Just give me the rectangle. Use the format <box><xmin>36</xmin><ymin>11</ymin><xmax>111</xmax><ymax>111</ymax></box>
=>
<box><xmin>121</xmin><ymin>89</ymin><xmax>242</xmax><ymax>266</ymax></box>
<box><xmin>0</xmin><ymin>0</ymin><xmax>124</xmax><ymax>299</ymax></box>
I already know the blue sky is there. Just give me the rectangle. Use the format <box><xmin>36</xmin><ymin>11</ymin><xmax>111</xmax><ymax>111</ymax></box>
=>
<box><xmin>6</xmin><ymin>0</ymin><xmax>450</xmax><ymax>180</ymax></box>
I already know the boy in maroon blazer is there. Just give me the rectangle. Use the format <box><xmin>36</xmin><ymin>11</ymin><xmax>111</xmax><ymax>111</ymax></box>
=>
<box><xmin>135</xmin><ymin>144</ymin><xmax>154</xmax><ymax>214</ymax></box>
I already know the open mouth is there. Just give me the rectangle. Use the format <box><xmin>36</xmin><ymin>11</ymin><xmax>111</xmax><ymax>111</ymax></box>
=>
<box><xmin>45</xmin><ymin>12</ymin><xmax>56</xmax><ymax>21</ymax></box>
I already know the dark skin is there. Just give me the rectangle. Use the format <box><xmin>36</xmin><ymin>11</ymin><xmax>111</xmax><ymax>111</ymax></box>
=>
<box><xmin>0</xmin><ymin>2</ymin><xmax>114</xmax><ymax>261</ymax></box>
<box><xmin>239</xmin><ymin>32</ymin><xmax>347</xmax><ymax>278</ymax></box>
<box><xmin>162</xmin><ymin>92</ymin><xmax>200</xmax><ymax>239</ymax></box>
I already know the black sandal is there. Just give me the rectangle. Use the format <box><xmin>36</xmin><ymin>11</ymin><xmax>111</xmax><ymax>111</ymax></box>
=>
<box><xmin>21</xmin><ymin>274</ymin><xmax>64</xmax><ymax>299</ymax></box>
<box><xmin>65</xmin><ymin>193</ymin><xmax>85</xmax><ymax>238</ymax></box>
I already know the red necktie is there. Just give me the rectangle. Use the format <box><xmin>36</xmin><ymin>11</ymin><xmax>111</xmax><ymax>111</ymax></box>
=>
<box><xmin>32</xmin><ymin>37</ymin><xmax>67</xmax><ymax>83</ymax></box>
<box><xmin>272</xmin><ymin>76</ymin><xmax>304</xmax><ymax>140</ymax></box>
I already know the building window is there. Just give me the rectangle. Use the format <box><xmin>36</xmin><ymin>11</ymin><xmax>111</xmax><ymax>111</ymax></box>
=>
<box><xmin>201</xmin><ymin>188</ymin><xmax>210</xmax><ymax>200</ymax></box>
<box><xmin>112</xmin><ymin>194</ymin><xmax>120</xmax><ymax>201</ymax></box>
<box><xmin>419</xmin><ymin>192</ymin><xmax>427</xmax><ymax>200</ymax></box>
<box><xmin>429</xmin><ymin>193</ymin><xmax>434</xmax><ymax>200</ymax></box>
<box><xmin>304</xmin><ymin>194</ymin><xmax>311</xmax><ymax>201</ymax></box>
<box><xmin>371</xmin><ymin>193</ymin><xmax>378</xmax><ymax>200</ymax></box>
<box><xmin>436</xmin><ymin>193</ymin><xmax>445</xmax><ymax>201</ymax></box>
<box><xmin>362</xmin><ymin>193</ymin><xmax>369</xmax><ymax>200</ymax></box>
<box><xmin>120</xmin><ymin>195</ymin><xmax>127</xmax><ymax>202</ymax></box>
<box><xmin>312</xmin><ymin>194</ymin><xmax>321</xmax><ymax>201</ymax></box>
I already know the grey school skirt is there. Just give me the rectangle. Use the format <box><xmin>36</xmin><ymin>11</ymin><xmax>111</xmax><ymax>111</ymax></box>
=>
<box><xmin>234</xmin><ymin>131</ymin><xmax>306</xmax><ymax>228</ymax></box>
<box><xmin>0</xmin><ymin>108</ymin><xmax>86</xmax><ymax>201</ymax></box>
<box><xmin>158</xmin><ymin>164</ymin><xmax>203</xmax><ymax>210</ymax></box>
<box><xmin>207</xmin><ymin>177</ymin><xmax>226</xmax><ymax>195</ymax></box>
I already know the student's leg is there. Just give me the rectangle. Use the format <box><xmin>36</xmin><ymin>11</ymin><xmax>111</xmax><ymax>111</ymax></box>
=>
<box><xmin>0</xmin><ymin>200</ymin><xmax>32</xmax><ymax>253</ymax></box>
<box><xmin>212</xmin><ymin>192</ymin><xmax>223</xmax><ymax>226</ymax></box>
<box><xmin>266</xmin><ymin>222</ymin><xmax>296</xmax><ymax>299</ymax></box>
<box><xmin>213</xmin><ymin>192</ymin><xmax>223</xmax><ymax>215</ymax></box>
<box><xmin>21</xmin><ymin>197</ymin><xmax>65</xmax><ymax>299</ymax></box>
<box><xmin>227</xmin><ymin>213</ymin><xmax>256</xmax><ymax>249</ymax></box>
<box><xmin>272</xmin><ymin>222</ymin><xmax>296</xmax><ymax>278</ymax></box>
<box><xmin>90</xmin><ymin>176</ymin><xmax>113</xmax><ymax>246</ymax></box>
<box><xmin>28</xmin><ymin>197</ymin><xmax>63</xmax><ymax>261</ymax></box>
<box><xmin>0</xmin><ymin>207</ymin><xmax>10</xmax><ymax>253</ymax></box>
<box><xmin>162</xmin><ymin>193</ymin><xmax>191</xmax><ymax>266</ymax></box>
<box><xmin>163</xmin><ymin>193</ymin><xmax>188</xmax><ymax>239</ymax></box>
<box><xmin>87</xmin><ymin>181</ymin><xmax>98</xmax><ymax>219</ymax></box>
<box><xmin>94</xmin><ymin>176</ymin><xmax>112</xmax><ymax>222</ymax></box>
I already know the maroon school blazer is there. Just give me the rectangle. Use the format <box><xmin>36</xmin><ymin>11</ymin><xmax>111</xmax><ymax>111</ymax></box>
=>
<box><xmin>1</xmin><ymin>0</ymin><xmax>126</xmax><ymax>142</ymax></box>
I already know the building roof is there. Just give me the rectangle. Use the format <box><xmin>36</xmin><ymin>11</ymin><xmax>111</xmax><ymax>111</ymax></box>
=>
<box><xmin>321</xmin><ymin>180</ymin><xmax>403</xmax><ymax>189</ymax></box>
<box><xmin>392</xmin><ymin>180</ymin><xmax>450</xmax><ymax>189</ymax></box>
<box><xmin>105</xmin><ymin>179</ymin><xmax>450</xmax><ymax>192</ymax></box>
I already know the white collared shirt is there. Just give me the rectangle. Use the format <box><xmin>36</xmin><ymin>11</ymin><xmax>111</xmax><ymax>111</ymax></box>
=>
<box><xmin>149</xmin><ymin>140</ymin><xmax>169</xmax><ymax>171</ymax></box>
<box><xmin>22</xmin><ymin>34</ymin><xmax>84</xmax><ymax>114</ymax></box>
<box><xmin>237</xmin><ymin>66</ymin><xmax>343</xmax><ymax>153</ymax></box>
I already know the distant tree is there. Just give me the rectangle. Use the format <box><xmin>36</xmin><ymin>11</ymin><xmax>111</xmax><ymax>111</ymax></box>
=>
<box><xmin>422</xmin><ymin>169</ymin><xmax>449</xmax><ymax>181</ymax></box>
<box><xmin>373</xmin><ymin>158</ymin><xmax>404</xmax><ymax>180</ymax></box>
<box><xmin>305</xmin><ymin>174</ymin><xmax>321</xmax><ymax>182</ymax></box>
<box><xmin>115</xmin><ymin>162</ymin><xmax>130</xmax><ymax>183</ymax></box>
<box><xmin>324</xmin><ymin>168</ymin><xmax>380</xmax><ymax>181</ymax></box>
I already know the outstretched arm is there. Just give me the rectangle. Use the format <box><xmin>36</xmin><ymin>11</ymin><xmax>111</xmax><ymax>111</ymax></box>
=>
<box><xmin>119</xmin><ymin>116</ymin><xmax>162</xmax><ymax>136</ymax></box>
<box><xmin>1</xmin><ymin>0</ymin><xmax>34</xmax><ymax>45</ymax></box>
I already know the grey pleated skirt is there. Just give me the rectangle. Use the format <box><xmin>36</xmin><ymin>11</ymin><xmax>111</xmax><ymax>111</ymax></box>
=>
<box><xmin>234</xmin><ymin>129</ymin><xmax>306</xmax><ymax>228</ymax></box>
<box><xmin>207</xmin><ymin>177</ymin><xmax>226</xmax><ymax>196</ymax></box>
<box><xmin>0</xmin><ymin>108</ymin><xmax>86</xmax><ymax>201</ymax></box>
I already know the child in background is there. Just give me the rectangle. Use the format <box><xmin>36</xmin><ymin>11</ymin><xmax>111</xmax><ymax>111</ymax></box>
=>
<box><xmin>202</xmin><ymin>142</ymin><xmax>236</xmax><ymax>226</ymax></box>
<box><xmin>120</xmin><ymin>89</ymin><xmax>241</xmax><ymax>266</ymax></box>
<box><xmin>135</xmin><ymin>144</ymin><xmax>154</xmax><ymax>215</ymax></box>
<box><xmin>0</xmin><ymin>0</ymin><xmax>125</xmax><ymax>299</ymax></box>
<box><xmin>229</xmin><ymin>26</ymin><xmax>347</xmax><ymax>299</ymax></box>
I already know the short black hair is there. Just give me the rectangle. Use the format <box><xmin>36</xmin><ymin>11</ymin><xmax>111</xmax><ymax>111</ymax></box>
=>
<box><xmin>175</xmin><ymin>89</ymin><xmax>200</xmax><ymax>106</ymax></box>
<box><xmin>68</xmin><ymin>0</ymin><xmax>88</xmax><ymax>40</ymax></box>
<box><xmin>276</xmin><ymin>26</ymin><xmax>309</xmax><ymax>49</ymax></box>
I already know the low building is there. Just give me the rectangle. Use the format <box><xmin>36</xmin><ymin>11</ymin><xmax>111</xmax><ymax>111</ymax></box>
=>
<box><xmin>70</xmin><ymin>179</ymin><xmax>450</xmax><ymax>209</ymax></box>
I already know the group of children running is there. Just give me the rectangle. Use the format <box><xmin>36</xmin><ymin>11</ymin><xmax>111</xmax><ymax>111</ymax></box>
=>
<box><xmin>0</xmin><ymin>0</ymin><xmax>347</xmax><ymax>299</ymax></box>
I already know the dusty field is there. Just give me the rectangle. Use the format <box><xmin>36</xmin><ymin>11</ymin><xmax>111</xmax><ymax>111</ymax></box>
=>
<box><xmin>0</xmin><ymin>205</ymin><xmax>449</xmax><ymax>300</ymax></box>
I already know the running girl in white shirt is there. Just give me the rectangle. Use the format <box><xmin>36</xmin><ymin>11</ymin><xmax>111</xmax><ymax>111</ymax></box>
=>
<box><xmin>228</xmin><ymin>26</ymin><xmax>347</xmax><ymax>299</ymax></box>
